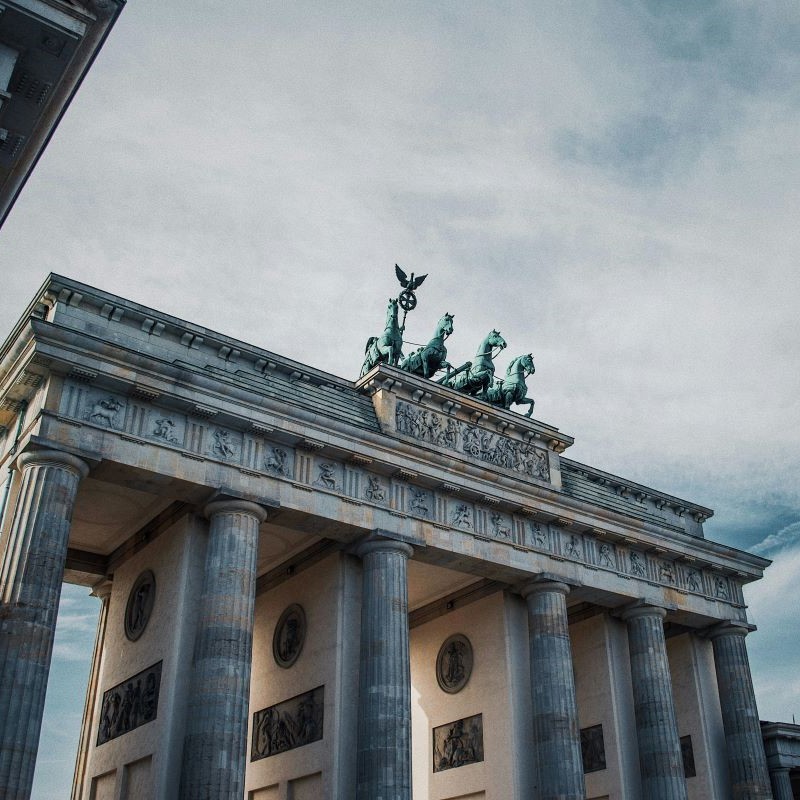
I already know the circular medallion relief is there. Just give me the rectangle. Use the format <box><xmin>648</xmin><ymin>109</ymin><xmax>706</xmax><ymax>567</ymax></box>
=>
<box><xmin>436</xmin><ymin>633</ymin><xmax>473</xmax><ymax>694</ymax></box>
<box><xmin>273</xmin><ymin>603</ymin><xmax>306</xmax><ymax>669</ymax></box>
<box><xmin>124</xmin><ymin>570</ymin><xmax>156</xmax><ymax>642</ymax></box>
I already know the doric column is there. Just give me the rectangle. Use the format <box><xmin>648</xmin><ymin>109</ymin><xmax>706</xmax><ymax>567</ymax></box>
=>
<box><xmin>355</xmin><ymin>537</ymin><xmax>414</xmax><ymax>800</ymax></box>
<box><xmin>769</xmin><ymin>768</ymin><xmax>793</xmax><ymax>800</ymax></box>
<box><xmin>708</xmin><ymin>621</ymin><xmax>773</xmax><ymax>799</ymax></box>
<box><xmin>621</xmin><ymin>604</ymin><xmax>687</xmax><ymax>800</ymax></box>
<box><xmin>0</xmin><ymin>449</ymin><xmax>89</xmax><ymax>800</ymax></box>
<box><xmin>521</xmin><ymin>579</ymin><xmax>585</xmax><ymax>800</ymax></box>
<box><xmin>71</xmin><ymin>579</ymin><xmax>112</xmax><ymax>800</ymax></box>
<box><xmin>178</xmin><ymin>499</ymin><xmax>267</xmax><ymax>800</ymax></box>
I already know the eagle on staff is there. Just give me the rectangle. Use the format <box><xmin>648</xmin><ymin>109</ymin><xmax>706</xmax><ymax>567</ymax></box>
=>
<box><xmin>395</xmin><ymin>263</ymin><xmax>427</xmax><ymax>321</ymax></box>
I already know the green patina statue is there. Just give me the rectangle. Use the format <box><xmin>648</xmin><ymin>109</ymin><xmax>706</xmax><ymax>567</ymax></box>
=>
<box><xmin>438</xmin><ymin>329</ymin><xmax>507</xmax><ymax>397</ymax></box>
<box><xmin>360</xmin><ymin>297</ymin><xmax>404</xmax><ymax>377</ymax></box>
<box><xmin>485</xmin><ymin>353</ymin><xmax>536</xmax><ymax>417</ymax></box>
<box><xmin>400</xmin><ymin>312</ymin><xmax>454</xmax><ymax>378</ymax></box>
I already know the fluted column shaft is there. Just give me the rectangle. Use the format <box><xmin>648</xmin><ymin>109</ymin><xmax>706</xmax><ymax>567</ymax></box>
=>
<box><xmin>179</xmin><ymin>500</ymin><xmax>267</xmax><ymax>800</ymax></box>
<box><xmin>769</xmin><ymin>768</ymin><xmax>793</xmax><ymax>800</ymax></box>
<box><xmin>710</xmin><ymin>623</ymin><xmax>773</xmax><ymax>799</ymax></box>
<box><xmin>622</xmin><ymin>605</ymin><xmax>687</xmax><ymax>800</ymax></box>
<box><xmin>0</xmin><ymin>450</ymin><xmax>89</xmax><ymax>800</ymax></box>
<box><xmin>355</xmin><ymin>538</ymin><xmax>414</xmax><ymax>800</ymax></box>
<box><xmin>522</xmin><ymin>580</ymin><xmax>585</xmax><ymax>800</ymax></box>
<box><xmin>71</xmin><ymin>580</ymin><xmax>112</xmax><ymax>800</ymax></box>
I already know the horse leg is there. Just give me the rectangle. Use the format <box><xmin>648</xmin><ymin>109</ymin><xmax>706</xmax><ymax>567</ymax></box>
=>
<box><xmin>523</xmin><ymin>398</ymin><xmax>535</xmax><ymax>417</ymax></box>
<box><xmin>422</xmin><ymin>352</ymin><xmax>432</xmax><ymax>379</ymax></box>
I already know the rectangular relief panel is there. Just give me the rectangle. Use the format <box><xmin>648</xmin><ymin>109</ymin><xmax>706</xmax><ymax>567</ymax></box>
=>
<box><xmin>680</xmin><ymin>735</ymin><xmax>696</xmax><ymax>778</ymax></box>
<box><xmin>580</xmin><ymin>724</ymin><xmax>607</xmax><ymax>773</ymax></box>
<box><xmin>97</xmin><ymin>661</ymin><xmax>162</xmax><ymax>745</ymax></box>
<box><xmin>433</xmin><ymin>713</ymin><xmax>484</xmax><ymax>773</ymax></box>
<box><xmin>251</xmin><ymin>685</ymin><xmax>324</xmax><ymax>761</ymax></box>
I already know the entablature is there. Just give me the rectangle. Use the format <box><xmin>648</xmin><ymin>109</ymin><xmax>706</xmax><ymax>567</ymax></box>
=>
<box><xmin>0</xmin><ymin>274</ymin><xmax>770</xmax><ymax>628</ymax></box>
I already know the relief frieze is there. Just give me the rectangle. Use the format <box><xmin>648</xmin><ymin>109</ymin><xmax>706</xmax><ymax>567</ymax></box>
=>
<box><xmin>251</xmin><ymin>686</ymin><xmax>324</xmax><ymax>761</ymax></box>
<box><xmin>433</xmin><ymin>713</ymin><xmax>484</xmax><ymax>772</ymax></box>
<box><xmin>86</xmin><ymin>395</ymin><xmax>125</xmax><ymax>429</ymax></box>
<box><xmin>395</xmin><ymin>400</ymin><xmax>550</xmax><ymax>482</ymax></box>
<box><xmin>55</xmin><ymin>382</ymin><xmax>741</xmax><ymax>606</ymax></box>
<box><xmin>264</xmin><ymin>446</ymin><xmax>291</xmax><ymax>477</ymax></box>
<box><xmin>97</xmin><ymin>661</ymin><xmax>162</xmax><ymax>745</ymax></box>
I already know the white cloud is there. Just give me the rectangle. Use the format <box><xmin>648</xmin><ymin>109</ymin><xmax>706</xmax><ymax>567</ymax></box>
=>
<box><xmin>751</xmin><ymin>522</ymin><xmax>800</xmax><ymax>556</ymax></box>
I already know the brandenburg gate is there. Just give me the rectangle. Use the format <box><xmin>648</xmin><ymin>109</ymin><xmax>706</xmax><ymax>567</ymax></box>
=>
<box><xmin>0</xmin><ymin>274</ymin><xmax>774</xmax><ymax>799</ymax></box>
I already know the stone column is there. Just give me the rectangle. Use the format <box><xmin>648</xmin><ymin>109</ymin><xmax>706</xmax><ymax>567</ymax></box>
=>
<box><xmin>521</xmin><ymin>579</ymin><xmax>585</xmax><ymax>800</ymax></box>
<box><xmin>0</xmin><ymin>449</ymin><xmax>89</xmax><ymax>800</ymax></box>
<box><xmin>71</xmin><ymin>579</ymin><xmax>112</xmax><ymax>800</ymax></box>
<box><xmin>355</xmin><ymin>537</ymin><xmax>414</xmax><ymax>800</ymax></box>
<box><xmin>769</xmin><ymin>768</ymin><xmax>793</xmax><ymax>800</ymax></box>
<box><xmin>709</xmin><ymin>622</ymin><xmax>773</xmax><ymax>799</ymax></box>
<box><xmin>621</xmin><ymin>604</ymin><xmax>687</xmax><ymax>800</ymax></box>
<box><xmin>178</xmin><ymin>499</ymin><xmax>267</xmax><ymax>800</ymax></box>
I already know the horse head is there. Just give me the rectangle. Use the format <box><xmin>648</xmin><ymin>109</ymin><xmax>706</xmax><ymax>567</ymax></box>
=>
<box><xmin>486</xmin><ymin>329</ymin><xmax>507</xmax><ymax>352</ymax></box>
<box><xmin>438</xmin><ymin>312</ymin><xmax>454</xmax><ymax>338</ymax></box>
<box><xmin>519</xmin><ymin>353</ymin><xmax>535</xmax><ymax>375</ymax></box>
<box><xmin>385</xmin><ymin>297</ymin><xmax>399</xmax><ymax>323</ymax></box>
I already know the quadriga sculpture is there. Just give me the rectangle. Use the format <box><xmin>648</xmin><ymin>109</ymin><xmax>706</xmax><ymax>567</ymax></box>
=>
<box><xmin>360</xmin><ymin>297</ymin><xmax>404</xmax><ymax>377</ymax></box>
<box><xmin>438</xmin><ymin>329</ymin><xmax>506</xmax><ymax>397</ymax></box>
<box><xmin>485</xmin><ymin>353</ymin><xmax>535</xmax><ymax>417</ymax></box>
<box><xmin>399</xmin><ymin>313</ymin><xmax>454</xmax><ymax>379</ymax></box>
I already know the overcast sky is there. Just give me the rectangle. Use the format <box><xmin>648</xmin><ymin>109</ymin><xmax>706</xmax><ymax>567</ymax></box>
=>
<box><xmin>0</xmin><ymin>2</ymin><xmax>798</xmax><ymax>795</ymax></box>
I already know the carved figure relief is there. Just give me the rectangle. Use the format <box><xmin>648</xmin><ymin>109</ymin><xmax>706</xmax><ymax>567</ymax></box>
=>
<box><xmin>152</xmin><ymin>417</ymin><xmax>179</xmax><ymax>445</ymax></box>
<box><xmin>395</xmin><ymin>401</ymin><xmax>550</xmax><ymax>482</ymax></box>
<box><xmin>251</xmin><ymin>686</ymin><xmax>324</xmax><ymax>761</ymax></box>
<box><xmin>581</xmin><ymin>724</ymin><xmax>606</xmax><ymax>773</ymax></box>
<box><xmin>490</xmin><ymin>513</ymin><xmax>511</xmax><ymax>539</ymax></box>
<box><xmin>529</xmin><ymin>521</ymin><xmax>549</xmax><ymax>548</ymax></box>
<box><xmin>273</xmin><ymin>604</ymin><xmax>306</xmax><ymax>669</ymax></box>
<box><xmin>629</xmin><ymin>551</ymin><xmax>647</xmax><ymax>577</ymax></box>
<box><xmin>408</xmin><ymin>487</ymin><xmax>431</xmax><ymax>518</ymax></box>
<box><xmin>315</xmin><ymin>463</ymin><xmax>340</xmax><ymax>491</ymax></box>
<box><xmin>597</xmin><ymin>543</ymin><xmax>614</xmax><ymax>568</ymax></box>
<box><xmin>452</xmin><ymin>503</ymin><xmax>472</xmax><ymax>529</ymax></box>
<box><xmin>659</xmin><ymin>562</ymin><xmax>676</xmax><ymax>584</ymax></box>
<box><xmin>211</xmin><ymin>428</ymin><xmax>236</xmax><ymax>459</ymax></box>
<box><xmin>124</xmin><ymin>570</ymin><xmax>156</xmax><ymax>642</ymax></box>
<box><xmin>685</xmin><ymin>570</ymin><xmax>701</xmax><ymax>592</ymax></box>
<box><xmin>86</xmin><ymin>396</ymin><xmax>124</xmax><ymax>428</ymax></box>
<box><xmin>714</xmin><ymin>576</ymin><xmax>729</xmax><ymax>600</ymax></box>
<box><xmin>364</xmin><ymin>475</ymin><xmax>387</xmax><ymax>503</ymax></box>
<box><xmin>565</xmin><ymin>535</ymin><xmax>582</xmax><ymax>559</ymax></box>
<box><xmin>265</xmin><ymin>446</ymin><xmax>290</xmax><ymax>477</ymax></box>
<box><xmin>433</xmin><ymin>714</ymin><xmax>484</xmax><ymax>772</ymax></box>
<box><xmin>97</xmin><ymin>661</ymin><xmax>162</xmax><ymax>745</ymax></box>
<box><xmin>436</xmin><ymin>634</ymin><xmax>473</xmax><ymax>694</ymax></box>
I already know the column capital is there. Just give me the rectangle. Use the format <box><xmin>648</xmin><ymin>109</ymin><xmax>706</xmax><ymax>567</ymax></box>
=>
<box><xmin>90</xmin><ymin>579</ymin><xmax>113</xmax><ymax>601</ymax></box>
<box><xmin>619</xmin><ymin>601</ymin><xmax>666</xmax><ymax>623</ymax></box>
<box><xmin>705</xmin><ymin>619</ymin><xmax>755</xmax><ymax>641</ymax></box>
<box><xmin>356</xmin><ymin>534</ymin><xmax>414</xmax><ymax>560</ymax></box>
<box><xmin>519</xmin><ymin>577</ymin><xmax>570</xmax><ymax>600</ymax></box>
<box><xmin>16</xmin><ymin>448</ymin><xmax>90</xmax><ymax>480</ymax></box>
<box><xmin>203</xmin><ymin>498</ymin><xmax>268</xmax><ymax>523</ymax></box>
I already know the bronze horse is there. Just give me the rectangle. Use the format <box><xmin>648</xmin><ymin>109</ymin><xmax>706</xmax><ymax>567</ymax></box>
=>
<box><xmin>360</xmin><ymin>298</ymin><xmax>404</xmax><ymax>377</ymax></box>
<box><xmin>439</xmin><ymin>329</ymin><xmax>507</xmax><ymax>397</ymax></box>
<box><xmin>486</xmin><ymin>353</ymin><xmax>535</xmax><ymax>417</ymax></box>
<box><xmin>400</xmin><ymin>313</ymin><xmax>454</xmax><ymax>379</ymax></box>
